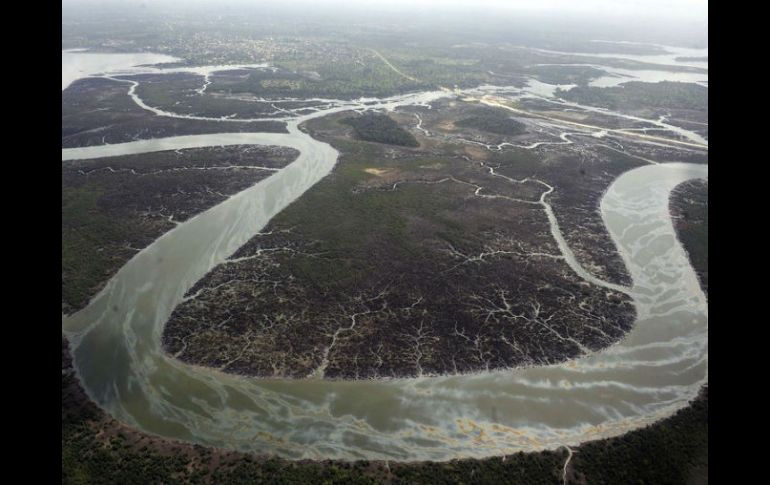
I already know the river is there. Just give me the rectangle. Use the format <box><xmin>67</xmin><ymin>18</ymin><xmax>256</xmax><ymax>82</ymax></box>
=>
<box><xmin>524</xmin><ymin>43</ymin><xmax>708</xmax><ymax>88</ymax></box>
<box><xmin>62</xmin><ymin>52</ymin><xmax>708</xmax><ymax>461</ymax></box>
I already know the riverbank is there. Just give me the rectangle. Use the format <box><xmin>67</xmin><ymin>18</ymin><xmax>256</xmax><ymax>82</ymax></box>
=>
<box><xmin>62</xmin><ymin>145</ymin><xmax>298</xmax><ymax>314</ymax></box>
<box><xmin>62</xmin><ymin>333</ymin><xmax>707</xmax><ymax>484</ymax></box>
<box><xmin>670</xmin><ymin>179</ymin><xmax>708</xmax><ymax>296</ymax></box>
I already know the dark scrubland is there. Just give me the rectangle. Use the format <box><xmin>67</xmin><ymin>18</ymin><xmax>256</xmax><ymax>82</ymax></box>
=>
<box><xmin>552</xmin><ymin>81</ymin><xmax>708</xmax><ymax>140</ymax></box>
<box><xmin>556</xmin><ymin>81</ymin><xmax>708</xmax><ymax>112</ymax></box>
<box><xmin>405</xmin><ymin>99</ymin><xmax>641</xmax><ymax>286</ymax></box>
<box><xmin>670</xmin><ymin>179</ymin><xmax>708</xmax><ymax>296</ymax></box>
<box><xmin>567</xmin><ymin>387</ymin><xmax>708</xmax><ymax>485</ymax></box>
<box><xmin>61</xmin><ymin>145</ymin><xmax>297</xmax><ymax>315</ymax></box>
<box><xmin>538</xmin><ymin>145</ymin><xmax>640</xmax><ymax>287</ymax></box>
<box><xmin>526</xmin><ymin>65</ymin><xmax>607</xmax><ymax>86</ymax></box>
<box><xmin>207</xmin><ymin>51</ymin><xmax>429</xmax><ymax>99</ymax></box>
<box><xmin>112</xmin><ymin>35</ymin><xmax>706</xmax><ymax>102</ymax></box>
<box><xmin>62</xmin><ymin>77</ymin><xmax>285</xmax><ymax>148</ymax></box>
<box><xmin>455</xmin><ymin>106</ymin><xmax>527</xmax><ymax>136</ymax></box>
<box><xmin>606</xmin><ymin>142</ymin><xmax>708</xmax><ymax>165</ymax></box>
<box><xmin>163</xmin><ymin>105</ymin><xmax>638</xmax><ymax>379</ymax></box>
<box><xmin>517</xmin><ymin>94</ymin><xmax>708</xmax><ymax>146</ymax></box>
<box><xmin>62</xmin><ymin>32</ymin><xmax>707</xmax><ymax>112</ymax></box>
<box><xmin>132</xmin><ymin>71</ymin><xmax>327</xmax><ymax>120</ymax></box>
<box><xmin>340</xmin><ymin>112</ymin><xmax>420</xmax><ymax>147</ymax></box>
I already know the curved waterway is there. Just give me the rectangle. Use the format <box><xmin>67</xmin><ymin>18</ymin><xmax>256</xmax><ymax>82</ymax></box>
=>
<box><xmin>63</xmin><ymin>68</ymin><xmax>707</xmax><ymax>459</ymax></box>
<box><xmin>62</xmin><ymin>50</ymin><xmax>181</xmax><ymax>91</ymax></box>
<box><xmin>63</xmin><ymin>127</ymin><xmax>707</xmax><ymax>461</ymax></box>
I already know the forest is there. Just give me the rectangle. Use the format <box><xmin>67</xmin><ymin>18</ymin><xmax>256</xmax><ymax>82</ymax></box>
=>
<box><xmin>340</xmin><ymin>113</ymin><xmax>420</xmax><ymax>147</ymax></box>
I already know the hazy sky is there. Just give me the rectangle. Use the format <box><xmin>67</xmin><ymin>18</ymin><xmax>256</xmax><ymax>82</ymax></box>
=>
<box><xmin>335</xmin><ymin>0</ymin><xmax>706</xmax><ymax>16</ymax></box>
<box><xmin>63</xmin><ymin>0</ymin><xmax>708</xmax><ymax>20</ymax></box>
<box><xmin>63</xmin><ymin>0</ymin><xmax>707</xmax><ymax>47</ymax></box>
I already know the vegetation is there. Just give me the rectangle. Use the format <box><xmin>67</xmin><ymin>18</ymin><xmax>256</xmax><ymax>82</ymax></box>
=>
<box><xmin>63</xmin><ymin>13</ymin><xmax>708</xmax><ymax>480</ymax></box>
<box><xmin>526</xmin><ymin>65</ymin><xmax>607</xmax><ymax>85</ymax></box>
<box><xmin>671</xmin><ymin>179</ymin><xmax>708</xmax><ymax>295</ymax></box>
<box><xmin>62</xmin><ymin>77</ymin><xmax>285</xmax><ymax>148</ymax></box>
<box><xmin>455</xmin><ymin>107</ymin><xmax>527</xmax><ymax>136</ymax></box>
<box><xmin>340</xmin><ymin>113</ymin><xmax>419</xmax><ymax>147</ymax></box>
<box><xmin>135</xmin><ymin>72</ymin><xmax>326</xmax><ymax>119</ymax></box>
<box><xmin>571</xmin><ymin>388</ymin><xmax>708</xmax><ymax>484</ymax></box>
<box><xmin>209</xmin><ymin>57</ymin><xmax>429</xmax><ymax>100</ymax></box>
<box><xmin>62</xmin><ymin>183</ymin><xmax>155</xmax><ymax>314</ymax></box>
<box><xmin>61</xmin><ymin>146</ymin><xmax>296</xmax><ymax>314</ymax></box>
<box><xmin>556</xmin><ymin>81</ymin><xmax>708</xmax><ymax>111</ymax></box>
<box><xmin>162</xmin><ymin>112</ymin><xmax>643</xmax><ymax>378</ymax></box>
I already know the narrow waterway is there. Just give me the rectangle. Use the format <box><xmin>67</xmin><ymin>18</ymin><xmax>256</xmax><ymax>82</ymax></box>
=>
<box><xmin>62</xmin><ymin>50</ymin><xmax>181</xmax><ymax>91</ymax></box>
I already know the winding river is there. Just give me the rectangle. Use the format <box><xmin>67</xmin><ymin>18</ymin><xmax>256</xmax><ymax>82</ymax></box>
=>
<box><xmin>62</xmin><ymin>53</ymin><xmax>707</xmax><ymax>461</ymax></box>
